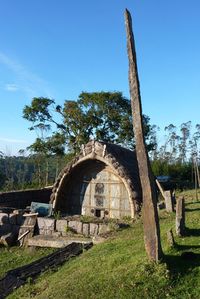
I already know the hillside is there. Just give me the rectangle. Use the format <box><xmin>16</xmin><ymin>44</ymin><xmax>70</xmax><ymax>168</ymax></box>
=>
<box><xmin>4</xmin><ymin>190</ymin><xmax>200</xmax><ymax>299</ymax></box>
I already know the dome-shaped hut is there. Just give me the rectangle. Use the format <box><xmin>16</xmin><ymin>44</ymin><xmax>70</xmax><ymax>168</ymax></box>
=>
<box><xmin>50</xmin><ymin>141</ymin><xmax>142</xmax><ymax>219</ymax></box>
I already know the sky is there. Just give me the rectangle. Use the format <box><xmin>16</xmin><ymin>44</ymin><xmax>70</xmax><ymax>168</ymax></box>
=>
<box><xmin>0</xmin><ymin>0</ymin><xmax>200</xmax><ymax>155</ymax></box>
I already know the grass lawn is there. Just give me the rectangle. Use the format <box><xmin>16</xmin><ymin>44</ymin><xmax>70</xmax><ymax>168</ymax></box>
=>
<box><xmin>0</xmin><ymin>246</ymin><xmax>55</xmax><ymax>279</ymax></box>
<box><xmin>2</xmin><ymin>189</ymin><xmax>200</xmax><ymax>299</ymax></box>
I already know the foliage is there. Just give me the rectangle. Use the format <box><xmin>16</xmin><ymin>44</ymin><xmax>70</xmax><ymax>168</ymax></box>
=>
<box><xmin>53</xmin><ymin>210</ymin><xmax>61</xmax><ymax>220</ymax></box>
<box><xmin>0</xmin><ymin>153</ymin><xmax>72</xmax><ymax>191</ymax></box>
<box><xmin>151</xmin><ymin>160</ymin><xmax>193</xmax><ymax>189</ymax></box>
<box><xmin>23</xmin><ymin>92</ymin><xmax>157</xmax><ymax>154</ymax></box>
<box><xmin>150</xmin><ymin>122</ymin><xmax>200</xmax><ymax>164</ymax></box>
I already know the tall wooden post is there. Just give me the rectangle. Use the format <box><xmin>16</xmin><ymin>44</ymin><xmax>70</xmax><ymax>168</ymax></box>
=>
<box><xmin>125</xmin><ymin>9</ymin><xmax>163</xmax><ymax>261</ymax></box>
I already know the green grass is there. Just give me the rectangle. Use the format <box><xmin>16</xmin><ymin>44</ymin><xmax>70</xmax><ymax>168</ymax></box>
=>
<box><xmin>0</xmin><ymin>246</ymin><xmax>55</xmax><ymax>279</ymax></box>
<box><xmin>3</xmin><ymin>189</ymin><xmax>200</xmax><ymax>298</ymax></box>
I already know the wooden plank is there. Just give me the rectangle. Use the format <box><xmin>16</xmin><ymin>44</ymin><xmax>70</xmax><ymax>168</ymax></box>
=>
<box><xmin>17</xmin><ymin>230</ymin><xmax>30</xmax><ymax>241</ymax></box>
<box><xmin>23</xmin><ymin>213</ymin><xmax>38</xmax><ymax>217</ymax></box>
<box><xmin>18</xmin><ymin>215</ymin><xmax>37</xmax><ymax>246</ymax></box>
<box><xmin>155</xmin><ymin>179</ymin><xmax>165</xmax><ymax>199</ymax></box>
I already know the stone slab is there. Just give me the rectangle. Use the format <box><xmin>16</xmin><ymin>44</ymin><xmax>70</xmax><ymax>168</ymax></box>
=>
<box><xmin>37</xmin><ymin>217</ymin><xmax>55</xmax><ymax>232</ymax></box>
<box><xmin>89</xmin><ymin>223</ymin><xmax>99</xmax><ymax>235</ymax></box>
<box><xmin>68</xmin><ymin>221</ymin><xmax>79</xmax><ymax>232</ymax></box>
<box><xmin>82</xmin><ymin>223</ymin><xmax>89</xmax><ymax>237</ymax></box>
<box><xmin>56</xmin><ymin>219</ymin><xmax>68</xmax><ymax>233</ymax></box>
<box><xmin>27</xmin><ymin>235</ymin><xmax>92</xmax><ymax>248</ymax></box>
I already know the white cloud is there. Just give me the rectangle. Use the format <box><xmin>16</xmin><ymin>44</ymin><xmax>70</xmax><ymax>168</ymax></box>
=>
<box><xmin>5</xmin><ymin>83</ymin><xmax>19</xmax><ymax>92</ymax></box>
<box><xmin>0</xmin><ymin>51</ymin><xmax>53</xmax><ymax>98</ymax></box>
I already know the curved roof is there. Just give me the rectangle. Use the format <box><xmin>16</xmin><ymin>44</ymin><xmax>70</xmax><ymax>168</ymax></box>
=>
<box><xmin>50</xmin><ymin>140</ymin><xmax>142</xmax><ymax>217</ymax></box>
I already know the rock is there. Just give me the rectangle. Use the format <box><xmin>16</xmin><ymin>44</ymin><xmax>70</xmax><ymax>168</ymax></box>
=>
<box><xmin>37</xmin><ymin>218</ymin><xmax>55</xmax><ymax>235</ymax></box>
<box><xmin>68</xmin><ymin>221</ymin><xmax>79</xmax><ymax>233</ymax></box>
<box><xmin>56</xmin><ymin>219</ymin><xmax>68</xmax><ymax>233</ymax></box>
<box><xmin>89</xmin><ymin>223</ymin><xmax>99</xmax><ymax>236</ymax></box>
<box><xmin>176</xmin><ymin>196</ymin><xmax>185</xmax><ymax>236</ymax></box>
<box><xmin>82</xmin><ymin>223</ymin><xmax>89</xmax><ymax>237</ymax></box>
<box><xmin>164</xmin><ymin>190</ymin><xmax>174</xmax><ymax>212</ymax></box>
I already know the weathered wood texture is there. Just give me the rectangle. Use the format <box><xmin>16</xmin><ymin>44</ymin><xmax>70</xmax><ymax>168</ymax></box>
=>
<box><xmin>176</xmin><ymin>196</ymin><xmax>185</xmax><ymax>236</ymax></box>
<box><xmin>155</xmin><ymin>179</ymin><xmax>166</xmax><ymax>200</ymax></box>
<box><xmin>0</xmin><ymin>242</ymin><xmax>92</xmax><ymax>299</ymax></box>
<box><xmin>125</xmin><ymin>9</ymin><xmax>163</xmax><ymax>261</ymax></box>
<box><xmin>18</xmin><ymin>214</ymin><xmax>37</xmax><ymax>246</ymax></box>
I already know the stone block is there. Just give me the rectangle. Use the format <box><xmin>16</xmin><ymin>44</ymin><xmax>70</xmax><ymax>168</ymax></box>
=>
<box><xmin>68</xmin><ymin>221</ymin><xmax>79</xmax><ymax>232</ymax></box>
<box><xmin>82</xmin><ymin>223</ymin><xmax>89</xmax><ymax>237</ymax></box>
<box><xmin>37</xmin><ymin>218</ymin><xmax>55</xmax><ymax>232</ymax></box>
<box><xmin>56</xmin><ymin>219</ymin><xmax>68</xmax><ymax>233</ymax></box>
<box><xmin>76</xmin><ymin>222</ymin><xmax>83</xmax><ymax>234</ymax></box>
<box><xmin>39</xmin><ymin>229</ymin><xmax>45</xmax><ymax>235</ymax></box>
<box><xmin>176</xmin><ymin>196</ymin><xmax>185</xmax><ymax>236</ymax></box>
<box><xmin>9</xmin><ymin>213</ymin><xmax>17</xmax><ymax>225</ymax></box>
<box><xmin>0</xmin><ymin>213</ymin><xmax>9</xmax><ymax>224</ymax></box>
<box><xmin>164</xmin><ymin>190</ymin><xmax>174</xmax><ymax>212</ymax></box>
<box><xmin>89</xmin><ymin>223</ymin><xmax>99</xmax><ymax>236</ymax></box>
<box><xmin>52</xmin><ymin>231</ymin><xmax>62</xmax><ymax>237</ymax></box>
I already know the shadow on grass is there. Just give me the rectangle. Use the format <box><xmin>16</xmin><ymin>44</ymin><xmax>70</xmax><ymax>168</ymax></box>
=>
<box><xmin>165</xmin><ymin>252</ymin><xmax>200</xmax><ymax>276</ymax></box>
<box><xmin>185</xmin><ymin>201</ymin><xmax>200</xmax><ymax>206</ymax></box>
<box><xmin>184</xmin><ymin>227</ymin><xmax>200</xmax><ymax>237</ymax></box>
<box><xmin>185</xmin><ymin>207</ymin><xmax>200</xmax><ymax>212</ymax></box>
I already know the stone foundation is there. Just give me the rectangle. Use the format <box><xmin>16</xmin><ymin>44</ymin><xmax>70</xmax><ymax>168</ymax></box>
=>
<box><xmin>0</xmin><ymin>211</ymin><xmax>122</xmax><ymax>243</ymax></box>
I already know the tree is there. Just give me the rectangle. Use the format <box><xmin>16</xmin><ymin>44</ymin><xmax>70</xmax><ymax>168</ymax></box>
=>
<box><xmin>179</xmin><ymin>121</ymin><xmax>191</xmax><ymax>163</ymax></box>
<box><xmin>23</xmin><ymin>92</ymin><xmax>156</xmax><ymax>154</ymax></box>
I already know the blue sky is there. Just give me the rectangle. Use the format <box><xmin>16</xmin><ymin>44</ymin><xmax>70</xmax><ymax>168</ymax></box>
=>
<box><xmin>0</xmin><ymin>1</ymin><xmax>200</xmax><ymax>155</ymax></box>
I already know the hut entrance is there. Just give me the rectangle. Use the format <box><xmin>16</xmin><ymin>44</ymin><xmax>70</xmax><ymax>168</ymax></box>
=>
<box><xmin>55</xmin><ymin>159</ymin><xmax>131</xmax><ymax>219</ymax></box>
<box><xmin>79</xmin><ymin>161</ymin><xmax>131</xmax><ymax>219</ymax></box>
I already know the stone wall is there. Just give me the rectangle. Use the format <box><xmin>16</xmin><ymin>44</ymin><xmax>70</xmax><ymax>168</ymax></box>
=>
<box><xmin>37</xmin><ymin>218</ymin><xmax>116</xmax><ymax>237</ymax></box>
<box><xmin>0</xmin><ymin>188</ymin><xmax>52</xmax><ymax>209</ymax></box>
<box><xmin>0</xmin><ymin>211</ymin><xmax>119</xmax><ymax>241</ymax></box>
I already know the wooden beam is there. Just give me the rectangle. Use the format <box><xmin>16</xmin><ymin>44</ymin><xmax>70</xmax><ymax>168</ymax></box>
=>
<box><xmin>124</xmin><ymin>9</ymin><xmax>163</xmax><ymax>261</ymax></box>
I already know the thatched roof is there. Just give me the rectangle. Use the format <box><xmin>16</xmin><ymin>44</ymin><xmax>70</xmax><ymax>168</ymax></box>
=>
<box><xmin>50</xmin><ymin>140</ymin><xmax>142</xmax><ymax>217</ymax></box>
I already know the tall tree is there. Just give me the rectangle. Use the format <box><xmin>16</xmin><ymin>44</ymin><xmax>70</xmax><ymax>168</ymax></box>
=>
<box><xmin>164</xmin><ymin>124</ymin><xmax>179</xmax><ymax>163</ymax></box>
<box><xmin>23</xmin><ymin>93</ymin><xmax>156</xmax><ymax>154</ymax></box>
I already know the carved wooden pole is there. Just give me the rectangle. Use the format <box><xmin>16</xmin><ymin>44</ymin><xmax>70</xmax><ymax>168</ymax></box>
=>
<box><xmin>125</xmin><ymin>9</ymin><xmax>163</xmax><ymax>261</ymax></box>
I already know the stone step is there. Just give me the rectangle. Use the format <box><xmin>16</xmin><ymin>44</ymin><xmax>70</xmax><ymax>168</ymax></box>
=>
<box><xmin>27</xmin><ymin>235</ymin><xmax>92</xmax><ymax>248</ymax></box>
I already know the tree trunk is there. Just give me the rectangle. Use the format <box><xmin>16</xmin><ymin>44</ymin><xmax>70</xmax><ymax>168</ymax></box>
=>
<box><xmin>124</xmin><ymin>9</ymin><xmax>163</xmax><ymax>261</ymax></box>
<box><xmin>45</xmin><ymin>160</ymin><xmax>49</xmax><ymax>186</ymax></box>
